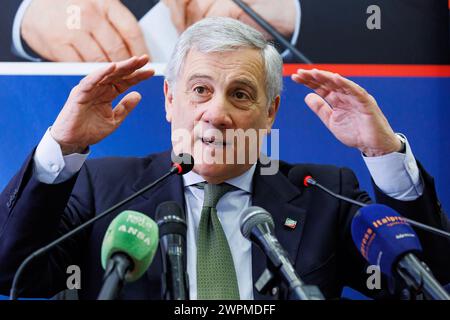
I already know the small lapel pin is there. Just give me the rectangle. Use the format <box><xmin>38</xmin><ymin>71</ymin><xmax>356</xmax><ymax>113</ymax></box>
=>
<box><xmin>284</xmin><ymin>218</ymin><xmax>298</xmax><ymax>230</ymax></box>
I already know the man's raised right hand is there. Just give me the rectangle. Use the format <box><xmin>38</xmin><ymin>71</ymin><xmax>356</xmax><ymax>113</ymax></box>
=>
<box><xmin>51</xmin><ymin>55</ymin><xmax>154</xmax><ymax>155</ymax></box>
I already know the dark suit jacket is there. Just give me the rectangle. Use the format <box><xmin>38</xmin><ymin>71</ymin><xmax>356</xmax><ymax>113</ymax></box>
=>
<box><xmin>0</xmin><ymin>150</ymin><xmax>449</xmax><ymax>299</ymax></box>
<box><xmin>0</xmin><ymin>0</ymin><xmax>24</xmax><ymax>61</ymax></box>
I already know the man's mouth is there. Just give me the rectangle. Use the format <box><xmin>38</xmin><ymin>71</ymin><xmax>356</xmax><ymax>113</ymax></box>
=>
<box><xmin>200</xmin><ymin>136</ymin><xmax>230</xmax><ymax>147</ymax></box>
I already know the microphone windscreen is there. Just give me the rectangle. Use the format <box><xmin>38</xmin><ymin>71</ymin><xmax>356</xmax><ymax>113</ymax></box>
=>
<box><xmin>240</xmin><ymin>206</ymin><xmax>274</xmax><ymax>239</ymax></box>
<box><xmin>351</xmin><ymin>204</ymin><xmax>422</xmax><ymax>277</ymax></box>
<box><xmin>171</xmin><ymin>153</ymin><xmax>194</xmax><ymax>175</ymax></box>
<box><xmin>155</xmin><ymin>201</ymin><xmax>187</xmax><ymax>237</ymax></box>
<box><xmin>288</xmin><ymin>166</ymin><xmax>312</xmax><ymax>189</ymax></box>
<box><xmin>101</xmin><ymin>210</ymin><xmax>159</xmax><ymax>282</ymax></box>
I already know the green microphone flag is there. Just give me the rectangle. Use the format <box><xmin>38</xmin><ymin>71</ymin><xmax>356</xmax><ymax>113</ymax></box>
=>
<box><xmin>101</xmin><ymin>210</ymin><xmax>159</xmax><ymax>282</ymax></box>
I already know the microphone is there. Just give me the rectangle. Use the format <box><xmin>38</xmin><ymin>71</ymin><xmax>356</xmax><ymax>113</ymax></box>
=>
<box><xmin>297</xmin><ymin>170</ymin><xmax>450</xmax><ymax>240</ymax></box>
<box><xmin>98</xmin><ymin>210</ymin><xmax>159</xmax><ymax>300</ymax></box>
<box><xmin>351</xmin><ymin>204</ymin><xmax>450</xmax><ymax>300</ymax></box>
<box><xmin>240</xmin><ymin>206</ymin><xmax>324</xmax><ymax>300</ymax></box>
<box><xmin>9</xmin><ymin>153</ymin><xmax>194</xmax><ymax>300</ymax></box>
<box><xmin>231</xmin><ymin>0</ymin><xmax>312</xmax><ymax>64</ymax></box>
<box><xmin>155</xmin><ymin>201</ymin><xmax>189</xmax><ymax>300</ymax></box>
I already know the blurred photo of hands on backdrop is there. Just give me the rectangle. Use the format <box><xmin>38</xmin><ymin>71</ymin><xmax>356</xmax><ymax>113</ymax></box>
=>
<box><xmin>1</xmin><ymin>0</ymin><xmax>449</xmax><ymax>63</ymax></box>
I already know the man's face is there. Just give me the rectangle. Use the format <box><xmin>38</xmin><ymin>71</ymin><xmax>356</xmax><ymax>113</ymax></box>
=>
<box><xmin>164</xmin><ymin>48</ymin><xmax>279</xmax><ymax>183</ymax></box>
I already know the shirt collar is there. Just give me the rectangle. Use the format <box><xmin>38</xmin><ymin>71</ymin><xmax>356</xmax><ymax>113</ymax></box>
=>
<box><xmin>182</xmin><ymin>164</ymin><xmax>256</xmax><ymax>193</ymax></box>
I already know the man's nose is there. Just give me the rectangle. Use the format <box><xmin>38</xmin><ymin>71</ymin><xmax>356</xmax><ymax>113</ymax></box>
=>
<box><xmin>201</xmin><ymin>95</ymin><xmax>233</xmax><ymax>129</ymax></box>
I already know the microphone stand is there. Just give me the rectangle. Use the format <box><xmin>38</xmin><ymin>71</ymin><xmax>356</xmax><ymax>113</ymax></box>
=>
<box><xmin>97</xmin><ymin>254</ymin><xmax>132</xmax><ymax>300</ymax></box>
<box><xmin>10</xmin><ymin>166</ymin><xmax>180</xmax><ymax>300</ymax></box>
<box><xmin>254</xmin><ymin>261</ymin><xmax>324</xmax><ymax>300</ymax></box>
<box><xmin>305</xmin><ymin>176</ymin><xmax>450</xmax><ymax>240</ymax></box>
<box><xmin>305</xmin><ymin>176</ymin><xmax>450</xmax><ymax>300</ymax></box>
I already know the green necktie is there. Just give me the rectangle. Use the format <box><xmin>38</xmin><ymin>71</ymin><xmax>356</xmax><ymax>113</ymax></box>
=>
<box><xmin>196</xmin><ymin>182</ymin><xmax>240</xmax><ymax>300</ymax></box>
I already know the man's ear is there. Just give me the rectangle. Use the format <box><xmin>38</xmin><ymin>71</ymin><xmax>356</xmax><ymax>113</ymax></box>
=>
<box><xmin>266</xmin><ymin>95</ymin><xmax>280</xmax><ymax>133</ymax></box>
<box><xmin>164</xmin><ymin>80</ymin><xmax>173</xmax><ymax>123</ymax></box>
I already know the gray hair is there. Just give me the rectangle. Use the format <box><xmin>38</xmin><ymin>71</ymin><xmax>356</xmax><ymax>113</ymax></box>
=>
<box><xmin>165</xmin><ymin>17</ymin><xmax>283</xmax><ymax>105</ymax></box>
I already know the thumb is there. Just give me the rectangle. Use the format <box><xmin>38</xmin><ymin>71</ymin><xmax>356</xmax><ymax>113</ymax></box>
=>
<box><xmin>107</xmin><ymin>0</ymin><xmax>149</xmax><ymax>56</ymax></box>
<box><xmin>113</xmin><ymin>91</ymin><xmax>142</xmax><ymax>126</ymax></box>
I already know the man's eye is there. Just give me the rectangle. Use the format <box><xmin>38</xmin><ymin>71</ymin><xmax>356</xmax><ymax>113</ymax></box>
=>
<box><xmin>194</xmin><ymin>86</ymin><xmax>208</xmax><ymax>95</ymax></box>
<box><xmin>233</xmin><ymin>91</ymin><xmax>250</xmax><ymax>100</ymax></box>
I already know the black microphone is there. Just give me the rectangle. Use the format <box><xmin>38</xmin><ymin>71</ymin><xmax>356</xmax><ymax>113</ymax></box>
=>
<box><xmin>294</xmin><ymin>169</ymin><xmax>450</xmax><ymax>240</ymax></box>
<box><xmin>240</xmin><ymin>206</ymin><xmax>324</xmax><ymax>300</ymax></box>
<box><xmin>231</xmin><ymin>0</ymin><xmax>312</xmax><ymax>64</ymax></box>
<box><xmin>155</xmin><ymin>201</ymin><xmax>189</xmax><ymax>300</ymax></box>
<box><xmin>9</xmin><ymin>153</ymin><xmax>194</xmax><ymax>300</ymax></box>
<box><xmin>352</xmin><ymin>204</ymin><xmax>450</xmax><ymax>300</ymax></box>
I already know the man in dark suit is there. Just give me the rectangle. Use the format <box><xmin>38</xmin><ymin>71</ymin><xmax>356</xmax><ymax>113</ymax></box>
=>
<box><xmin>0</xmin><ymin>17</ymin><xmax>449</xmax><ymax>300</ymax></box>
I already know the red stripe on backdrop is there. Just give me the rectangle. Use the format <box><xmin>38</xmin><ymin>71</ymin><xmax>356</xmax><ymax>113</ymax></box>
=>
<box><xmin>283</xmin><ymin>64</ymin><xmax>450</xmax><ymax>77</ymax></box>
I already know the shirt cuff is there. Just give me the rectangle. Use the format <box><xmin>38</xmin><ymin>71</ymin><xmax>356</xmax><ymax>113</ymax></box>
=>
<box><xmin>281</xmin><ymin>0</ymin><xmax>301</xmax><ymax>58</ymax></box>
<box><xmin>12</xmin><ymin>0</ymin><xmax>41</xmax><ymax>61</ymax></box>
<box><xmin>362</xmin><ymin>133</ymin><xmax>424</xmax><ymax>201</ymax></box>
<box><xmin>33</xmin><ymin>127</ymin><xmax>89</xmax><ymax>184</ymax></box>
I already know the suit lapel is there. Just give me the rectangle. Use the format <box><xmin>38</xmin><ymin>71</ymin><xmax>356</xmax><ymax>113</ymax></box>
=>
<box><xmin>251</xmin><ymin>162</ymin><xmax>308</xmax><ymax>300</ymax></box>
<box><xmin>127</xmin><ymin>151</ymin><xmax>185</xmax><ymax>214</ymax></box>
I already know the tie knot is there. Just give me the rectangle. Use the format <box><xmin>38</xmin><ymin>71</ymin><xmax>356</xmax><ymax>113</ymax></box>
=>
<box><xmin>195</xmin><ymin>182</ymin><xmax>234</xmax><ymax>208</ymax></box>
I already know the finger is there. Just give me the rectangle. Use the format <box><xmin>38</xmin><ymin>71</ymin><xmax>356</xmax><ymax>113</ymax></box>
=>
<box><xmin>164</xmin><ymin>0</ymin><xmax>190</xmax><ymax>33</ymax></box>
<box><xmin>72</xmin><ymin>33</ymin><xmax>109</xmax><ymax>62</ymax></box>
<box><xmin>333</xmin><ymin>74</ymin><xmax>368</xmax><ymax>97</ymax></box>
<box><xmin>292</xmin><ymin>70</ymin><xmax>332</xmax><ymax>98</ymax></box>
<box><xmin>292</xmin><ymin>69</ymin><xmax>331</xmax><ymax>83</ymax></box>
<box><xmin>51</xmin><ymin>44</ymin><xmax>83</xmax><ymax>62</ymax></box>
<box><xmin>307</xmin><ymin>69</ymin><xmax>342</xmax><ymax>93</ymax></box>
<box><xmin>311</xmin><ymin>70</ymin><xmax>372</xmax><ymax>104</ymax></box>
<box><xmin>310</xmin><ymin>69</ymin><xmax>367</xmax><ymax>98</ymax></box>
<box><xmin>92</xmin><ymin>20</ymin><xmax>133</xmax><ymax>61</ymax></box>
<box><xmin>114</xmin><ymin>68</ymin><xmax>155</xmax><ymax>92</ymax></box>
<box><xmin>301</xmin><ymin>72</ymin><xmax>350</xmax><ymax>111</ymax></box>
<box><xmin>292</xmin><ymin>71</ymin><xmax>322</xmax><ymax>88</ymax></box>
<box><xmin>292</xmin><ymin>69</ymin><xmax>320</xmax><ymax>83</ymax></box>
<box><xmin>304</xmin><ymin>93</ymin><xmax>333</xmax><ymax>128</ymax></box>
<box><xmin>205</xmin><ymin>2</ymin><xmax>240</xmax><ymax>19</ymax></box>
<box><xmin>295</xmin><ymin>69</ymin><xmax>365</xmax><ymax>106</ymax></box>
<box><xmin>186</xmin><ymin>0</ymin><xmax>213</xmax><ymax>26</ymax></box>
<box><xmin>292</xmin><ymin>76</ymin><xmax>324</xmax><ymax>93</ymax></box>
<box><xmin>99</xmin><ymin>55</ymin><xmax>149</xmax><ymax>84</ymax></box>
<box><xmin>107</xmin><ymin>0</ymin><xmax>149</xmax><ymax>57</ymax></box>
<box><xmin>112</xmin><ymin>91</ymin><xmax>142</xmax><ymax>125</ymax></box>
<box><xmin>78</xmin><ymin>63</ymin><xmax>117</xmax><ymax>92</ymax></box>
<box><xmin>81</xmin><ymin>61</ymin><xmax>152</xmax><ymax>103</ymax></box>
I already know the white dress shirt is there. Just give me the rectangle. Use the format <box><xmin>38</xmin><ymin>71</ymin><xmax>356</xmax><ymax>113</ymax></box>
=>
<box><xmin>32</xmin><ymin>128</ymin><xmax>424</xmax><ymax>299</ymax></box>
<box><xmin>182</xmin><ymin>165</ymin><xmax>256</xmax><ymax>299</ymax></box>
<box><xmin>12</xmin><ymin>0</ymin><xmax>40</xmax><ymax>61</ymax></box>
